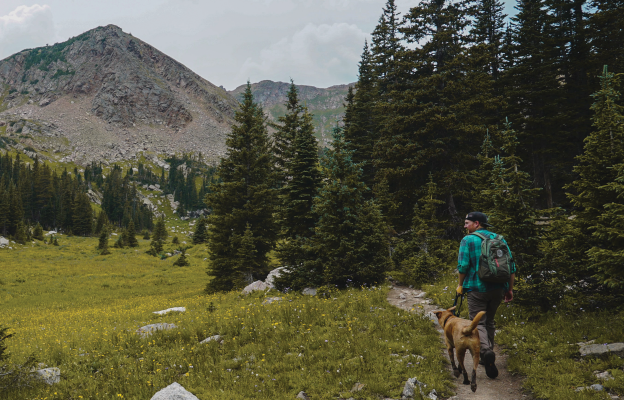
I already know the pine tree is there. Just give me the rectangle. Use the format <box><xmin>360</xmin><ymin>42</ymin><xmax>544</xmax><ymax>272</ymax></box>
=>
<box><xmin>32</xmin><ymin>223</ymin><xmax>44</xmax><ymax>241</ymax></box>
<box><xmin>114</xmin><ymin>231</ymin><xmax>126</xmax><ymax>248</ymax></box>
<box><xmin>148</xmin><ymin>217</ymin><xmax>167</xmax><ymax>256</ymax></box>
<box><xmin>273</xmin><ymin>81</ymin><xmax>302</xmax><ymax>188</ymax></box>
<box><xmin>142</xmin><ymin>230</ymin><xmax>150</xmax><ymax>240</ymax></box>
<box><xmin>14</xmin><ymin>220</ymin><xmax>27</xmax><ymax>245</ymax></box>
<box><xmin>393</xmin><ymin>174</ymin><xmax>455</xmax><ymax>286</ymax></box>
<box><xmin>236</xmin><ymin>223</ymin><xmax>259</xmax><ymax>285</ymax></box>
<box><xmin>562</xmin><ymin>66</ymin><xmax>624</xmax><ymax>290</ymax></box>
<box><xmin>72</xmin><ymin>192</ymin><xmax>93</xmax><ymax>236</ymax></box>
<box><xmin>173</xmin><ymin>248</ymin><xmax>190</xmax><ymax>267</ymax></box>
<box><xmin>125</xmin><ymin>220</ymin><xmax>139</xmax><ymax>248</ymax></box>
<box><xmin>52</xmin><ymin>236</ymin><xmax>59</xmax><ymax>246</ymax></box>
<box><xmin>205</xmin><ymin>83</ymin><xmax>277</xmax><ymax>293</ymax></box>
<box><xmin>172</xmin><ymin>236</ymin><xmax>179</xmax><ymax>244</ymax></box>
<box><xmin>276</xmin><ymin>93</ymin><xmax>321</xmax><ymax>268</ymax></box>
<box><xmin>343</xmin><ymin>42</ymin><xmax>377</xmax><ymax>192</ymax></box>
<box><xmin>192</xmin><ymin>217</ymin><xmax>208</xmax><ymax>244</ymax></box>
<box><xmin>94</xmin><ymin>211</ymin><xmax>107</xmax><ymax>235</ymax></box>
<box><xmin>98</xmin><ymin>226</ymin><xmax>111</xmax><ymax>255</ymax></box>
<box><xmin>277</xmin><ymin>129</ymin><xmax>391</xmax><ymax>290</ymax></box>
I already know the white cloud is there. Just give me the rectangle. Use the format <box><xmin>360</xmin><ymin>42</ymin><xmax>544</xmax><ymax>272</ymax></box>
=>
<box><xmin>0</xmin><ymin>4</ymin><xmax>55</xmax><ymax>59</ymax></box>
<box><xmin>239</xmin><ymin>22</ymin><xmax>369</xmax><ymax>88</ymax></box>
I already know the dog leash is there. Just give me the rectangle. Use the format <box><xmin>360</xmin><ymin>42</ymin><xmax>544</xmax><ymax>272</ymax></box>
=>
<box><xmin>452</xmin><ymin>292</ymin><xmax>464</xmax><ymax>317</ymax></box>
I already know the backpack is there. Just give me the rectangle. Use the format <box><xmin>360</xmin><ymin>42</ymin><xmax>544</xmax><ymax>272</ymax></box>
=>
<box><xmin>470</xmin><ymin>231</ymin><xmax>513</xmax><ymax>284</ymax></box>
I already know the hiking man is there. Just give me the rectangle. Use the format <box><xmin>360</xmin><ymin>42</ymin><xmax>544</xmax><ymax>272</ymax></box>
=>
<box><xmin>456</xmin><ymin>212</ymin><xmax>516</xmax><ymax>379</ymax></box>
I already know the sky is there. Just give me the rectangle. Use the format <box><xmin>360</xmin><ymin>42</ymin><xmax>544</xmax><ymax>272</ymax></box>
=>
<box><xmin>0</xmin><ymin>1</ymin><xmax>517</xmax><ymax>90</ymax></box>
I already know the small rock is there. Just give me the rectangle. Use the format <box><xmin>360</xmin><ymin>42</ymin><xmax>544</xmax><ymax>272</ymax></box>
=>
<box><xmin>296</xmin><ymin>391</ymin><xmax>310</xmax><ymax>400</ymax></box>
<box><xmin>34</xmin><ymin>367</ymin><xmax>60</xmax><ymax>385</ymax></box>
<box><xmin>414</xmin><ymin>292</ymin><xmax>426</xmax><ymax>298</ymax></box>
<box><xmin>150</xmin><ymin>382</ymin><xmax>199</xmax><ymax>400</ymax></box>
<box><xmin>351</xmin><ymin>382</ymin><xmax>365</xmax><ymax>392</ymax></box>
<box><xmin>153</xmin><ymin>307</ymin><xmax>186</xmax><ymax>315</ymax></box>
<box><xmin>302</xmin><ymin>288</ymin><xmax>317</xmax><ymax>296</ymax></box>
<box><xmin>580</xmin><ymin>343</ymin><xmax>624</xmax><ymax>358</ymax></box>
<box><xmin>137</xmin><ymin>323</ymin><xmax>177</xmax><ymax>338</ymax></box>
<box><xmin>576</xmin><ymin>384</ymin><xmax>604</xmax><ymax>392</ymax></box>
<box><xmin>595</xmin><ymin>371</ymin><xmax>614</xmax><ymax>380</ymax></box>
<box><xmin>242</xmin><ymin>280</ymin><xmax>269</xmax><ymax>294</ymax></box>
<box><xmin>200</xmin><ymin>335</ymin><xmax>221</xmax><ymax>344</ymax></box>
<box><xmin>399</xmin><ymin>293</ymin><xmax>406</xmax><ymax>299</ymax></box>
<box><xmin>263</xmin><ymin>297</ymin><xmax>282</xmax><ymax>305</ymax></box>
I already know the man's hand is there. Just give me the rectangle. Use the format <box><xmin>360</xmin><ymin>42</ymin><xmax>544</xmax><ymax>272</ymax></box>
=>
<box><xmin>456</xmin><ymin>286</ymin><xmax>463</xmax><ymax>295</ymax></box>
<box><xmin>504</xmin><ymin>289</ymin><xmax>513</xmax><ymax>303</ymax></box>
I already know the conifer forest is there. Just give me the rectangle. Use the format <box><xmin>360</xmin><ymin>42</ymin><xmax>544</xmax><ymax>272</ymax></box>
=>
<box><xmin>205</xmin><ymin>0</ymin><xmax>624</xmax><ymax>309</ymax></box>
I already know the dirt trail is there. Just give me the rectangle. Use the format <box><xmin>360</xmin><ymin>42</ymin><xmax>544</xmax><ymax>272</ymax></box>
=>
<box><xmin>387</xmin><ymin>284</ymin><xmax>531</xmax><ymax>400</ymax></box>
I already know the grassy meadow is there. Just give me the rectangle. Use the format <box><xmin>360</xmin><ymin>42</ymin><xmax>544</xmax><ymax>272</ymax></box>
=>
<box><xmin>0</xmin><ymin>231</ymin><xmax>451</xmax><ymax>399</ymax></box>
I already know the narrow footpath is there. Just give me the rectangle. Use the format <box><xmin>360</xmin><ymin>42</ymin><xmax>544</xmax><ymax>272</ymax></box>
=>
<box><xmin>387</xmin><ymin>284</ymin><xmax>531</xmax><ymax>400</ymax></box>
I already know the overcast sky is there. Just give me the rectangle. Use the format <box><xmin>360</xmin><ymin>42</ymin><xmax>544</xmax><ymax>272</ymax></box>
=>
<box><xmin>0</xmin><ymin>1</ymin><xmax>517</xmax><ymax>90</ymax></box>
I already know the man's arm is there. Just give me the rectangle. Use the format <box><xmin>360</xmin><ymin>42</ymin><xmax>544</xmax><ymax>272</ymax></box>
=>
<box><xmin>504</xmin><ymin>273</ymin><xmax>515</xmax><ymax>302</ymax></box>
<box><xmin>457</xmin><ymin>273</ymin><xmax>466</xmax><ymax>294</ymax></box>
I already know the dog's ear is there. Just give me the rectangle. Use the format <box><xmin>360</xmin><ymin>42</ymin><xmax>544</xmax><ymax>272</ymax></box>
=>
<box><xmin>447</xmin><ymin>306</ymin><xmax>457</xmax><ymax>312</ymax></box>
<box><xmin>433</xmin><ymin>311</ymin><xmax>443</xmax><ymax>318</ymax></box>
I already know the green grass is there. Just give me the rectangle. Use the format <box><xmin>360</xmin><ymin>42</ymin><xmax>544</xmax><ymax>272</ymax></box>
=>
<box><xmin>1</xmin><ymin>234</ymin><xmax>449</xmax><ymax>399</ymax></box>
<box><xmin>424</xmin><ymin>268</ymin><xmax>624</xmax><ymax>399</ymax></box>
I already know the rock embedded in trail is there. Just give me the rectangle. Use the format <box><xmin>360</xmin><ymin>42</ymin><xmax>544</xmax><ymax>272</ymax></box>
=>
<box><xmin>137</xmin><ymin>323</ymin><xmax>177</xmax><ymax>338</ymax></box>
<box><xmin>153</xmin><ymin>307</ymin><xmax>186</xmax><ymax>315</ymax></box>
<box><xmin>150</xmin><ymin>382</ymin><xmax>199</xmax><ymax>400</ymax></box>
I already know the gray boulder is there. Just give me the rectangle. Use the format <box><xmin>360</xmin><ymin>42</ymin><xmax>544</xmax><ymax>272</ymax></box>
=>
<box><xmin>402</xmin><ymin>377</ymin><xmax>436</xmax><ymax>400</ymax></box>
<box><xmin>296</xmin><ymin>391</ymin><xmax>310</xmax><ymax>400</ymax></box>
<box><xmin>137</xmin><ymin>323</ymin><xmax>177</xmax><ymax>338</ymax></box>
<box><xmin>265</xmin><ymin>267</ymin><xmax>287</xmax><ymax>288</ymax></box>
<box><xmin>200</xmin><ymin>334</ymin><xmax>221</xmax><ymax>344</ymax></box>
<box><xmin>150</xmin><ymin>382</ymin><xmax>199</xmax><ymax>400</ymax></box>
<box><xmin>0</xmin><ymin>237</ymin><xmax>8</xmax><ymax>247</ymax></box>
<box><xmin>153</xmin><ymin>307</ymin><xmax>186</xmax><ymax>315</ymax></box>
<box><xmin>263</xmin><ymin>297</ymin><xmax>282</xmax><ymax>305</ymax></box>
<box><xmin>302</xmin><ymin>288</ymin><xmax>317</xmax><ymax>296</ymax></box>
<box><xmin>34</xmin><ymin>367</ymin><xmax>60</xmax><ymax>385</ymax></box>
<box><xmin>580</xmin><ymin>343</ymin><xmax>624</xmax><ymax>358</ymax></box>
<box><xmin>242</xmin><ymin>280</ymin><xmax>269</xmax><ymax>294</ymax></box>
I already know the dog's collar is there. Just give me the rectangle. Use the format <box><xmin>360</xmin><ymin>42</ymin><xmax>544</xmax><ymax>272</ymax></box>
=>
<box><xmin>442</xmin><ymin>315</ymin><xmax>453</xmax><ymax>328</ymax></box>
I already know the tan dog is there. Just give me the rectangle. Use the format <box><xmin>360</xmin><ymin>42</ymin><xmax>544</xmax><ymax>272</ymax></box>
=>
<box><xmin>433</xmin><ymin>307</ymin><xmax>486</xmax><ymax>392</ymax></box>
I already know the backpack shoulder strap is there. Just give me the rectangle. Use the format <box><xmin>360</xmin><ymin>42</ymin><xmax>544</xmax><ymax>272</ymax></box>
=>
<box><xmin>470</xmin><ymin>232</ymin><xmax>488</xmax><ymax>241</ymax></box>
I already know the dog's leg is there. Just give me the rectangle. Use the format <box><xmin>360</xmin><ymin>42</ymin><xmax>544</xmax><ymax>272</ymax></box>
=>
<box><xmin>457</xmin><ymin>348</ymin><xmax>470</xmax><ymax>385</ymax></box>
<box><xmin>470</xmin><ymin>349</ymin><xmax>479</xmax><ymax>392</ymax></box>
<box><xmin>448</xmin><ymin>346</ymin><xmax>461</xmax><ymax>378</ymax></box>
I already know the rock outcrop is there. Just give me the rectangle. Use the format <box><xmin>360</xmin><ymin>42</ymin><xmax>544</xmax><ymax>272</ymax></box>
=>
<box><xmin>0</xmin><ymin>24</ymin><xmax>239</xmax><ymax>163</ymax></box>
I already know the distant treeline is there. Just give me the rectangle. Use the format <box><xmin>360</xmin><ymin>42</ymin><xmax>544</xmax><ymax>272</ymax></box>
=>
<box><xmin>0</xmin><ymin>152</ymin><xmax>217</xmax><ymax>239</ymax></box>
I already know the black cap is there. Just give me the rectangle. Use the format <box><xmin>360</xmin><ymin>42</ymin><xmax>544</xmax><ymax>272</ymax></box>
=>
<box><xmin>465</xmin><ymin>212</ymin><xmax>493</xmax><ymax>228</ymax></box>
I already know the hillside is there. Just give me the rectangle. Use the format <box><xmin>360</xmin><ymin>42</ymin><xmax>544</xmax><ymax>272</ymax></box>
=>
<box><xmin>0</xmin><ymin>24</ymin><xmax>239</xmax><ymax>164</ymax></box>
<box><xmin>229</xmin><ymin>80</ymin><xmax>354</xmax><ymax>147</ymax></box>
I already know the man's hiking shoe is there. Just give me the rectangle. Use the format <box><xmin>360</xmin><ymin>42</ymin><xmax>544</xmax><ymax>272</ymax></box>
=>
<box><xmin>482</xmin><ymin>349</ymin><xmax>498</xmax><ymax>379</ymax></box>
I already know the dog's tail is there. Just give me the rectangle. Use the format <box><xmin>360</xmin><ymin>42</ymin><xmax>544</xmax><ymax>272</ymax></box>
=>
<box><xmin>461</xmin><ymin>311</ymin><xmax>486</xmax><ymax>335</ymax></box>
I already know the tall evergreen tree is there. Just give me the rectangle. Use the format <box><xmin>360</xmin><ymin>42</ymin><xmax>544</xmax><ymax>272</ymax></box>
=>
<box><xmin>273</xmin><ymin>80</ymin><xmax>302</xmax><ymax>188</ymax></box>
<box><xmin>192</xmin><ymin>217</ymin><xmax>208</xmax><ymax>244</ymax></box>
<box><xmin>98</xmin><ymin>226</ymin><xmax>111</xmax><ymax>255</ymax></box>
<box><xmin>72</xmin><ymin>192</ymin><xmax>93</xmax><ymax>236</ymax></box>
<box><xmin>277</xmin><ymin>129</ymin><xmax>390</xmax><ymax>290</ymax></box>
<box><xmin>344</xmin><ymin>42</ymin><xmax>377</xmax><ymax>192</ymax></box>
<box><xmin>125</xmin><ymin>220</ymin><xmax>139</xmax><ymax>248</ymax></box>
<box><xmin>205</xmin><ymin>83</ymin><xmax>277</xmax><ymax>293</ymax></box>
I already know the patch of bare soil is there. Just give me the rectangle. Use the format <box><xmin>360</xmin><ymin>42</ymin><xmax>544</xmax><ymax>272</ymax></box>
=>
<box><xmin>387</xmin><ymin>284</ymin><xmax>532</xmax><ymax>400</ymax></box>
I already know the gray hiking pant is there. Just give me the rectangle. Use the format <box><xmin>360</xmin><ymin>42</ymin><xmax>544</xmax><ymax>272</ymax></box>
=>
<box><xmin>467</xmin><ymin>289</ymin><xmax>504</xmax><ymax>356</ymax></box>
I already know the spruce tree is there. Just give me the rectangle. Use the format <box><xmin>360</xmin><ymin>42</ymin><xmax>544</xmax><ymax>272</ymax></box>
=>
<box><xmin>125</xmin><ymin>220</ymin><xmax>139</xmax><ymax>248</ymax></box>
<box><xmin>72</xmin><ymin>192</ymin><xmax>93</xmax><ymax>236</ymax></box>
<box><xmin>173</xmin><ymin>248</ymin><xmax>190</xmax><ymax>267</ymax></box>
<box><xmin>114</xmin><ymin>231</ymin><xmax>126</xmax><ymax>249</ymax></box>
<box><xmin>277</xmin><ymin>129</ymin><xmax>391</xmax><ymax>290</ymax></box>
<box><xmin>393</xmin><ymin>174</ymin><xmax>454</xmax><ymax>286</ymax></box>
<box><xmin>172</xmin><ymin>236</ymin><xmax>179</xmax><ymax>244</ymax></box>
<box><xmin>98</xmin><ymin>227</ymin><xmax>110</xmax><ymax>255</ymax></box>
<box><xmin>148</xmin><ymin>218</ymin><xmax>167</xmax><ymax>256</ymax></box>
<box><xmin>14</xmin><ymin>221</ymin><xmax>27</xmax><ymax>245</ymax></box>
<box><xmin>94</xmin><ymin>211</ymin><xmax>107</xmax><ymax>235</ymax></box>
<box><xmin>192</xmin><ymin>217</ymin><xmax>208</xmax><ymax>244</ymax></box>
<box><xmin>277</xmin><ymin>95</ymin><xmax>321</xmax><ymax>268</ymax></box>
<box><xmin>32</xmin><ymin>223</ymin><xmax>44</xmax><ymax>241</ymax></box>
<box><xmin>273</xmin><ymin>80</ymin><xmax>302</xmax><ymax>188</ymax></box>
<box><xmin>52</xmin><ymin>236</ymin><xmax>59</xmax><ymax>246</ymax></box>
<box><xmin>205</xmin><ymin>83</ymin><xmax>277</xmax><ymax>293</ymax></box>
<box><xmin>236</xmin><ymin>223</ymin><xmax>259</xmax><ymax>285</ymax></box>
<box><xmin>558</xmin><ymin>66</ymin><xmax>624</xmax><ymax>291</ymax></box>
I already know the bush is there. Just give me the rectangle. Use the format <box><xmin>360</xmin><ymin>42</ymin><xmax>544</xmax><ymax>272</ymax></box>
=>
<box><xmin>171</xmin><ymin>236</ymin><xmax>179</xmax><ymax>244</ymax></box>
<box><xmin>0</xmin><ymin>326</ymin><xmax>13</xmax><ymax>363</ymax></box>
